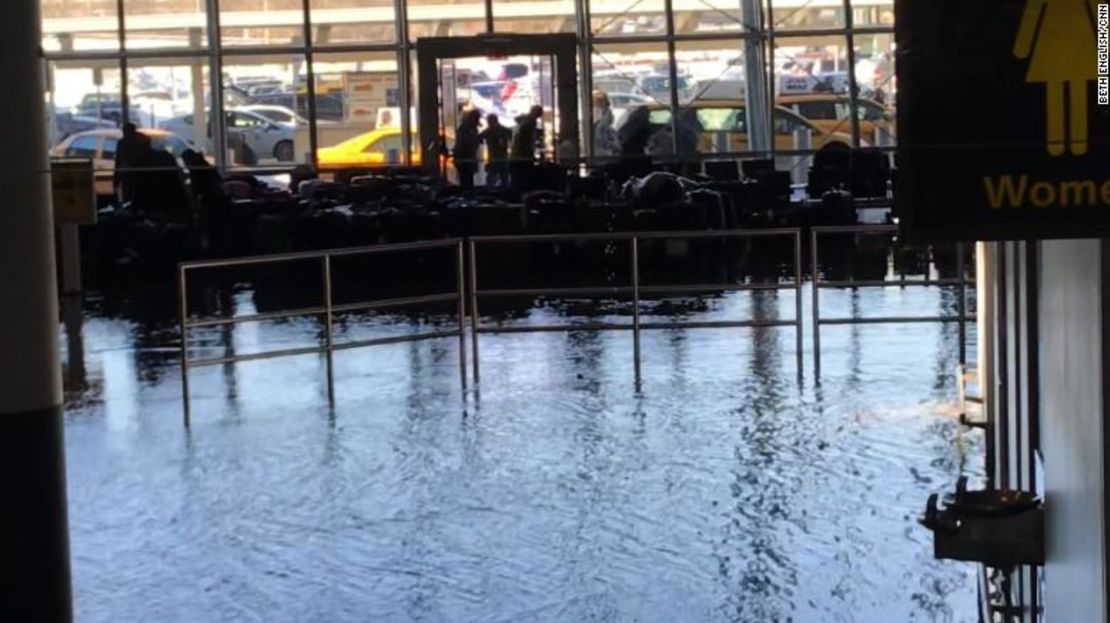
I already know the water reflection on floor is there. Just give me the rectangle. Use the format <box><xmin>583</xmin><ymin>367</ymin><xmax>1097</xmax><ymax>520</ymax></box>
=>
<box><xmin>63</xmin><ymin>285</ymin><xmax>981</xmax><ymax>623</ymax></box>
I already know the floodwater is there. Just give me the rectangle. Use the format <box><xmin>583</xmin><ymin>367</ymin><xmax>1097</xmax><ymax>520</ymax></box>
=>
<box><xmin>63</xmin><ymin>283</ymin><xmax>982</xmax><ymax>623</ymax></box>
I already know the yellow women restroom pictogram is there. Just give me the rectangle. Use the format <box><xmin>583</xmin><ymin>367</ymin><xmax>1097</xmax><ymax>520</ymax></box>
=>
<box><xmin>1014</xmin><ymin>0</ymin><xmax>1099</xmax><ymax>156</ymax></box>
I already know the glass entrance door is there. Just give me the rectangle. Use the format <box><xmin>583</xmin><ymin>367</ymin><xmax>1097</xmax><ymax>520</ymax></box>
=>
<box><xmin>415</xmin><ymin>34</ymin><xmax>579</xmax><ymax>181</ymax></box>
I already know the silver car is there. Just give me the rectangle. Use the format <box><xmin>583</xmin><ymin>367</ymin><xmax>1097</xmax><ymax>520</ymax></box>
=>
<box><xmin>160</xmin><ymin>109</ymin><xmax>296</xmax><ymax>163</ymax></box>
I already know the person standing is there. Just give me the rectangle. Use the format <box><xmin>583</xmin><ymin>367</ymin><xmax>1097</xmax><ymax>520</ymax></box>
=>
<box><xmin>479</xmin><ymin>113</ymin><xmax>512</xmax><ymax>188</ymax></box>
<box><xmin>510</xmin><ymin>105</ymin><xmax>544</xmax><ymax>190</ymax></box>
<box><xmin>591</xmin><ymin>90</ymin><xmax>619</xmax><ymax>159</ymax></box>
<box><xmin>452</xmin><ymin>109</ymin><xmax>482</xmax><ymax>189</ymax></box>
<box><xmin>113</xmin><ymin>122</ymin><xmax>149</xmax><ymax>203</ymax></box>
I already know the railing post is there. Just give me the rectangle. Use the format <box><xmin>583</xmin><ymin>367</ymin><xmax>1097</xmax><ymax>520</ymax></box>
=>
<box><xmin>957</xmin><ymin>242</ymin><xmax>967</xmax><ymax>367</ymax></box>
<box><xmin>179</xmin><ymin>264</ymin><xmax>191</xmax><ymax>428</ymax></box>
<box><xmin>794</xmin><ymin>229</ymin><xmax>804</xmax><ymax>379</ymax></box>
<box><xmin>468</xmin><ymin>239</ymin><xmax>481</xmax><ymax>385</ymax></box>
<box><xmin>323</xmin><ymin>254</ymin><xmax>335</xmax><ymax>407</ymax></box>
<box><xmin>811</xmin><ymin>227</ymin><xmax>822</xmax><ymax>380</ymax></box>
<box><xmin>456</xmin><ymin>240</ymin><xmax>468</xmax><ymax>392</ymax></box>
<box><xmin>631</xmin><ymin>236</ymin><xmax>642</xmax><ymax>390</ymax></box>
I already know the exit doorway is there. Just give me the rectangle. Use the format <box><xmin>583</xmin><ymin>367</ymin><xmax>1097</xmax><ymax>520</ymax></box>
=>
<box><xmin>415</xmin><ymin>34</ymin><xmax>579</xmax><ymax>181</ymax></box>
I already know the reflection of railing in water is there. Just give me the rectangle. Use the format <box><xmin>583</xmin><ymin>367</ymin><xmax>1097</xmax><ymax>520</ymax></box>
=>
<box><xmin>468</xmin><ymin>229</ymin><xmax>806</xmax><ymax>387</ymax></box>
<box><xmin>177</xmin><ymin>239</ymin><xmax>468</xmax><ymax>428</ymax></box>
<box><xmin>810</xmin><ymin>224</ymin><xmax>975</xmax><ymax>378</ymax></box>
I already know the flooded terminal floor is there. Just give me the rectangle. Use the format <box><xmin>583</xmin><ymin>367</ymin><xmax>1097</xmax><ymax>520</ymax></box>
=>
<box><xmin>62</xmin><ymin>284</ymin><xmax>981</xmax><ymax>622</ymax></box>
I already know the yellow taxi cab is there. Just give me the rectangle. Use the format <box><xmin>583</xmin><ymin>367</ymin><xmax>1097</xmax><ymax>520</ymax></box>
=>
<box><xmin>621</xmin><ymin>100</ymin><xmax>857</xmax><ymax>154</ymax></box>
<box><xmin>316</xmin><ymin>126</ymin><xmax>468</xmax><ymax>169</ymax></box>
<box><xmin>775</xmin><ymin>94</ymin><xmax>894</xmax><ymax>141</ymax></box>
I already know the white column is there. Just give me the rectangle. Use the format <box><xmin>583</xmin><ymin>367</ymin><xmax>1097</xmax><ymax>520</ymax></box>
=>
<box><xmin>0</xmin><ymin>1</ymin><xmax>71</xmax><ymax>621</ymax></box>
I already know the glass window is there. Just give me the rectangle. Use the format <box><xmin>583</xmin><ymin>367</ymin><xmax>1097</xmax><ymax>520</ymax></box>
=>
<box><xmin>219</xmin><ymin>0</ymin><xmax>304</xmax><ymax>47</ymax></box>
<box><xmin>128</xmin><ymin>59</ymin><xmax>211</xmax><ymax>161</ymax></box>
<box><xmin>592</xmin><ymin>43</ymin><xmax>673</xmax><ymax>156</ymax></box>
<box><xmin>773</xmin><ymin>109</ymin><xmax>807</xmax><ymax>135</ymax></box>
<box><xmin>853</xmin><ymin>32</ymin><xmax>896</xmax><ymax>147</ymax></box>
<box><xmin>797</xmin><ymin>100</ymin><xmax>838</xmax><ymax>120</ymax></box>
<box><xmin>223</xmin><ymin>57</ymin><xmax>303</xmax><ymax>167</ymax></box>
<box><xmin>858</xmin><ymin>101</ymin><xmax>885</xmax><ymax>122</ymax></box>
<box><xmin>313</xmin><ymin>51</ymin><xmax>401</xmax><ymax>169</ymax></box>
<box><xmin>675</xmin><ymin>42</ymin><xmax>753</xmax><ymax>105</ymax></box>
<box><xmin>672</xmin><ymin>0</ymin><xmax>753</xmax><ymax>34</ymax></box>
<box><xmin>47</xmin><ymin>64</ymin><xmax>124</xmax><ymax>150</ymax></box>
<box><xmin>102</xmin><ymin>137</ymin><xmax>118</xmax><ymax>159</ymax></box>
<box><xmin>591</xmin><ymin>0</ymin><xmax>666</xmax><ymax>37</ymax></box>
<box><xmin>310</xmin><ymin>0</ymin><xmax>396</xmax><ymax>45</ymax></box>
<box><xmin>367</xmin><ymin>134</ymin><xmax>401</xmax><ymax>154</ymax></box>
<box><xmin>697</xmin><ymin>107</ymin><xmax>746</xmax><ymax>132</ymax></box>
<box><xmin>40</xmin><ymin>0</ymin><xmax>118</xmax><ymax>52</ymax></box>
<box><xmin>853</xmin><ymin>0</ymin><xmax>894</xmax><ymax>27</ymax></box>
<box><xmin>66</xmin><ymin>135</ymin><xmax>101</xmax><ymax>158</ymax></box>
<box><xmin>769</xmin><ymin>0</ymin><xmax>844</xmax><ymax>31</ymax></box>
<box><xmin>122</xmin><ymin>0</ymin><xmax>207</xmax><ymax>50</ymax></box>
<box><xmin>408</xmin><ymin>0</ymin><xmax>487</xmax><ymax>38</ymax></box>
<box><xmin>774</xmin><ymin>34</ymin><xmax>851</xmax><ymax>98</ymax></box>
<box><xmin>494</xmin><ymin>0</ymin><xmax>576</xmax><ymax>33</ymax></box>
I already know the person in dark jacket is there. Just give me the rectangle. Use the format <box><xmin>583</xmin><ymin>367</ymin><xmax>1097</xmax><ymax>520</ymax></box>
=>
<box><xmin>510</xmin><ymin>105</ymin><xmax>544</xmax><ymax>190</ymax></box>
<box><xmin>478</xmin><ymin>113</ymin><xmax>512</xmax><ymax>188</ymax></box>
<box><xmin>452</xmin><ymin>109</ymin><xmax>482</xmax><ymax>189</ymax></box>
<box><xmin>113</xmin><ymin>123</ymin><xmax>150</xmax><ymax>203</ymax></box>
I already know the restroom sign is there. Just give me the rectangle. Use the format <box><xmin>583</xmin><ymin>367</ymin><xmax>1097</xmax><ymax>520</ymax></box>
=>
<box><xmin>896</xmin><ymin>0</ymin><xmax>1110</xmax><ymax>240</ymax></box>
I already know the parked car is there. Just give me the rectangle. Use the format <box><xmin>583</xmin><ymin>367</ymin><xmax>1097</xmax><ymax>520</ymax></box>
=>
<box><xmin>161</xmin><ymin>109</ymin><xmax>296</xmax><ymax>162</ymax></box>
<box><xmin>317</xmin><ymin>127</ymin><xmax>417</xmax><ymax>169</ymax></box>
<box><xmin>52</xmin><ymin>128</ymin><xmax>194</xmax><ymax>196</ymax></box>
<box><xmin>614</xmin><ymin>100</ymin><xmax>857</xmax><ymax>154</ymax></box>
<box><xmin>636</xmin><ymin>74</ymin><xmax>693</xmax><ymax>103</ymax></box>
<box><xmin>53</xmin><ymin>112</ymin><xmax>116</xmax><ymax>142</ymax></box>
<box><xmin>248</xmin><ymin>92</ymin><xmax>346</xmax><ymax>123</ymax></box>
<box><xmin>75</xmin><ymin>93</ymin><xmax>140</xmax><ymax>124</ymax></box>
<box><xmin>777</xmin><ymin>94</ymin><xmax>894</xmax><ymax>141</ymax></box>
<box><xmin>236</xmin><ymin>105</ymin><xmax>310</xmax><ymax>128</ymax></box>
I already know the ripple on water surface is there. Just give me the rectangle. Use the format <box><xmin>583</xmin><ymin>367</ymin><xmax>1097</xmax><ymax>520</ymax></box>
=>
<box><xmin>65</xmin><ymin>287</ymin><xmax>982</xmax><ymax>622</ymax></box>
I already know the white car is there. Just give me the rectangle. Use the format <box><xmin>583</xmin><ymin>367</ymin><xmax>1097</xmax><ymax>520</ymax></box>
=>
<box><xmin>236</xmin><ymin>105</ymin><xmax>309</xmax><ymax>128</ymax></box>
<box><xmin>160</xmin><ymin>109</ymin><xmax>296</xmax><ymax>162</ymax></box>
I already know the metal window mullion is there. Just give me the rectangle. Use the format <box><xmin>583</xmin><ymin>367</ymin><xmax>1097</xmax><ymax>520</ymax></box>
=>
<box><xmin>663</xmin><ymin>0</ymin><xmax>680</xmax><ymax>156</ymax></box>
<box><xmin>219</xmin><ymin>45</ymin><xmax>312</xmax><ymax>57</ymax></box>
<box><xmin>766</xmin><ymin>0</ymin><xmax>777</xmax><ymax>161</ymax></box>
<box><xmin>117</xmin><ymin>0</ymin><xmax>128</xmax><ymax>124</ymax></box>
<box><xmin>396</xmin><ymin>0</ymin><xmax>412</xmax><ymax>164</ymax></box>
<box><xmin>579</xmin><ymin>0</ymin><xmax>594</xmax><ymax>158</ymax></box>
<box><xmin>485</xmin><ymin>0</ymin><xmax>495</xmax><ymax>33</ymax></box>
<box><xmin>842</xmin><ymin>0</ymin><xmax>861</xmax><ymax>147</ymax></box>
<box><xmin>299</xmin><ymin>43</ymin><xmax>399</xmax><ymax>55</ymax></box>
<box><xmin>206</xmin><ymin>0</ymin><xmax>227</xmax><ymax>172</ymax></box>
<box><xmin>302</xmin><ymin>0</ymin><xmax>319</xmax><ymax>169</ymax></box>
<box><xmin>741</xmin><ymin>0</ymin><xmax>771</xmax><ymax>156</ymax></box>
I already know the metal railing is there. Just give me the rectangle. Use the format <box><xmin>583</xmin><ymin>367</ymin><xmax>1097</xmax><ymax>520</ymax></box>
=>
<box><xmin>178</xmin><ymin>239</ymin><xmax>468</xmax><ymax>427</ymax></box>
<box><xmin>175</xmin><ymin>225</ymin><xmax>980</xmax><ymax>419</ymax></box>
<box><xmin>811</xmin><ymin>224</ymin><xmax>975</xmax><ymax>377</ymax></box>
<box><xmin>468</xmin><ymin>229</ymin><xmax>805</xmax><ymax>387</ymax></box>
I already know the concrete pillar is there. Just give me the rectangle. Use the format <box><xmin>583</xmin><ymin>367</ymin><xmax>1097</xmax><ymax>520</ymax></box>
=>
<box><xmin>0</xmin><ymin>2</ymin><xmax>71</xmax><ymax>622</ymax></box>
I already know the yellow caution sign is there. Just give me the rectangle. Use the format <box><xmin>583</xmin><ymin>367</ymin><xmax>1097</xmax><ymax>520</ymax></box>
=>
<box><xmin>1013</xmin><ymin>0</ymin><xmax>1099</xmax><ymax>156</ymax></box>
<box><xmin>51</xmin><ymin>159</ymin><xmax>97</xmax><ymax>226</ymax></box>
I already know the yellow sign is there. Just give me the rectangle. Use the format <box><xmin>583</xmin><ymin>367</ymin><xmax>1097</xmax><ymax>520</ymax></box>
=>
<box><xmin>51</xmin><ymin>159</ymin><xmax>97</xmax><ymax>225</ymax></box>
<box><xmin>1014</xmin><ymin>0</ymin><xmax>1099</xmax><ymax>156</ymax></box>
